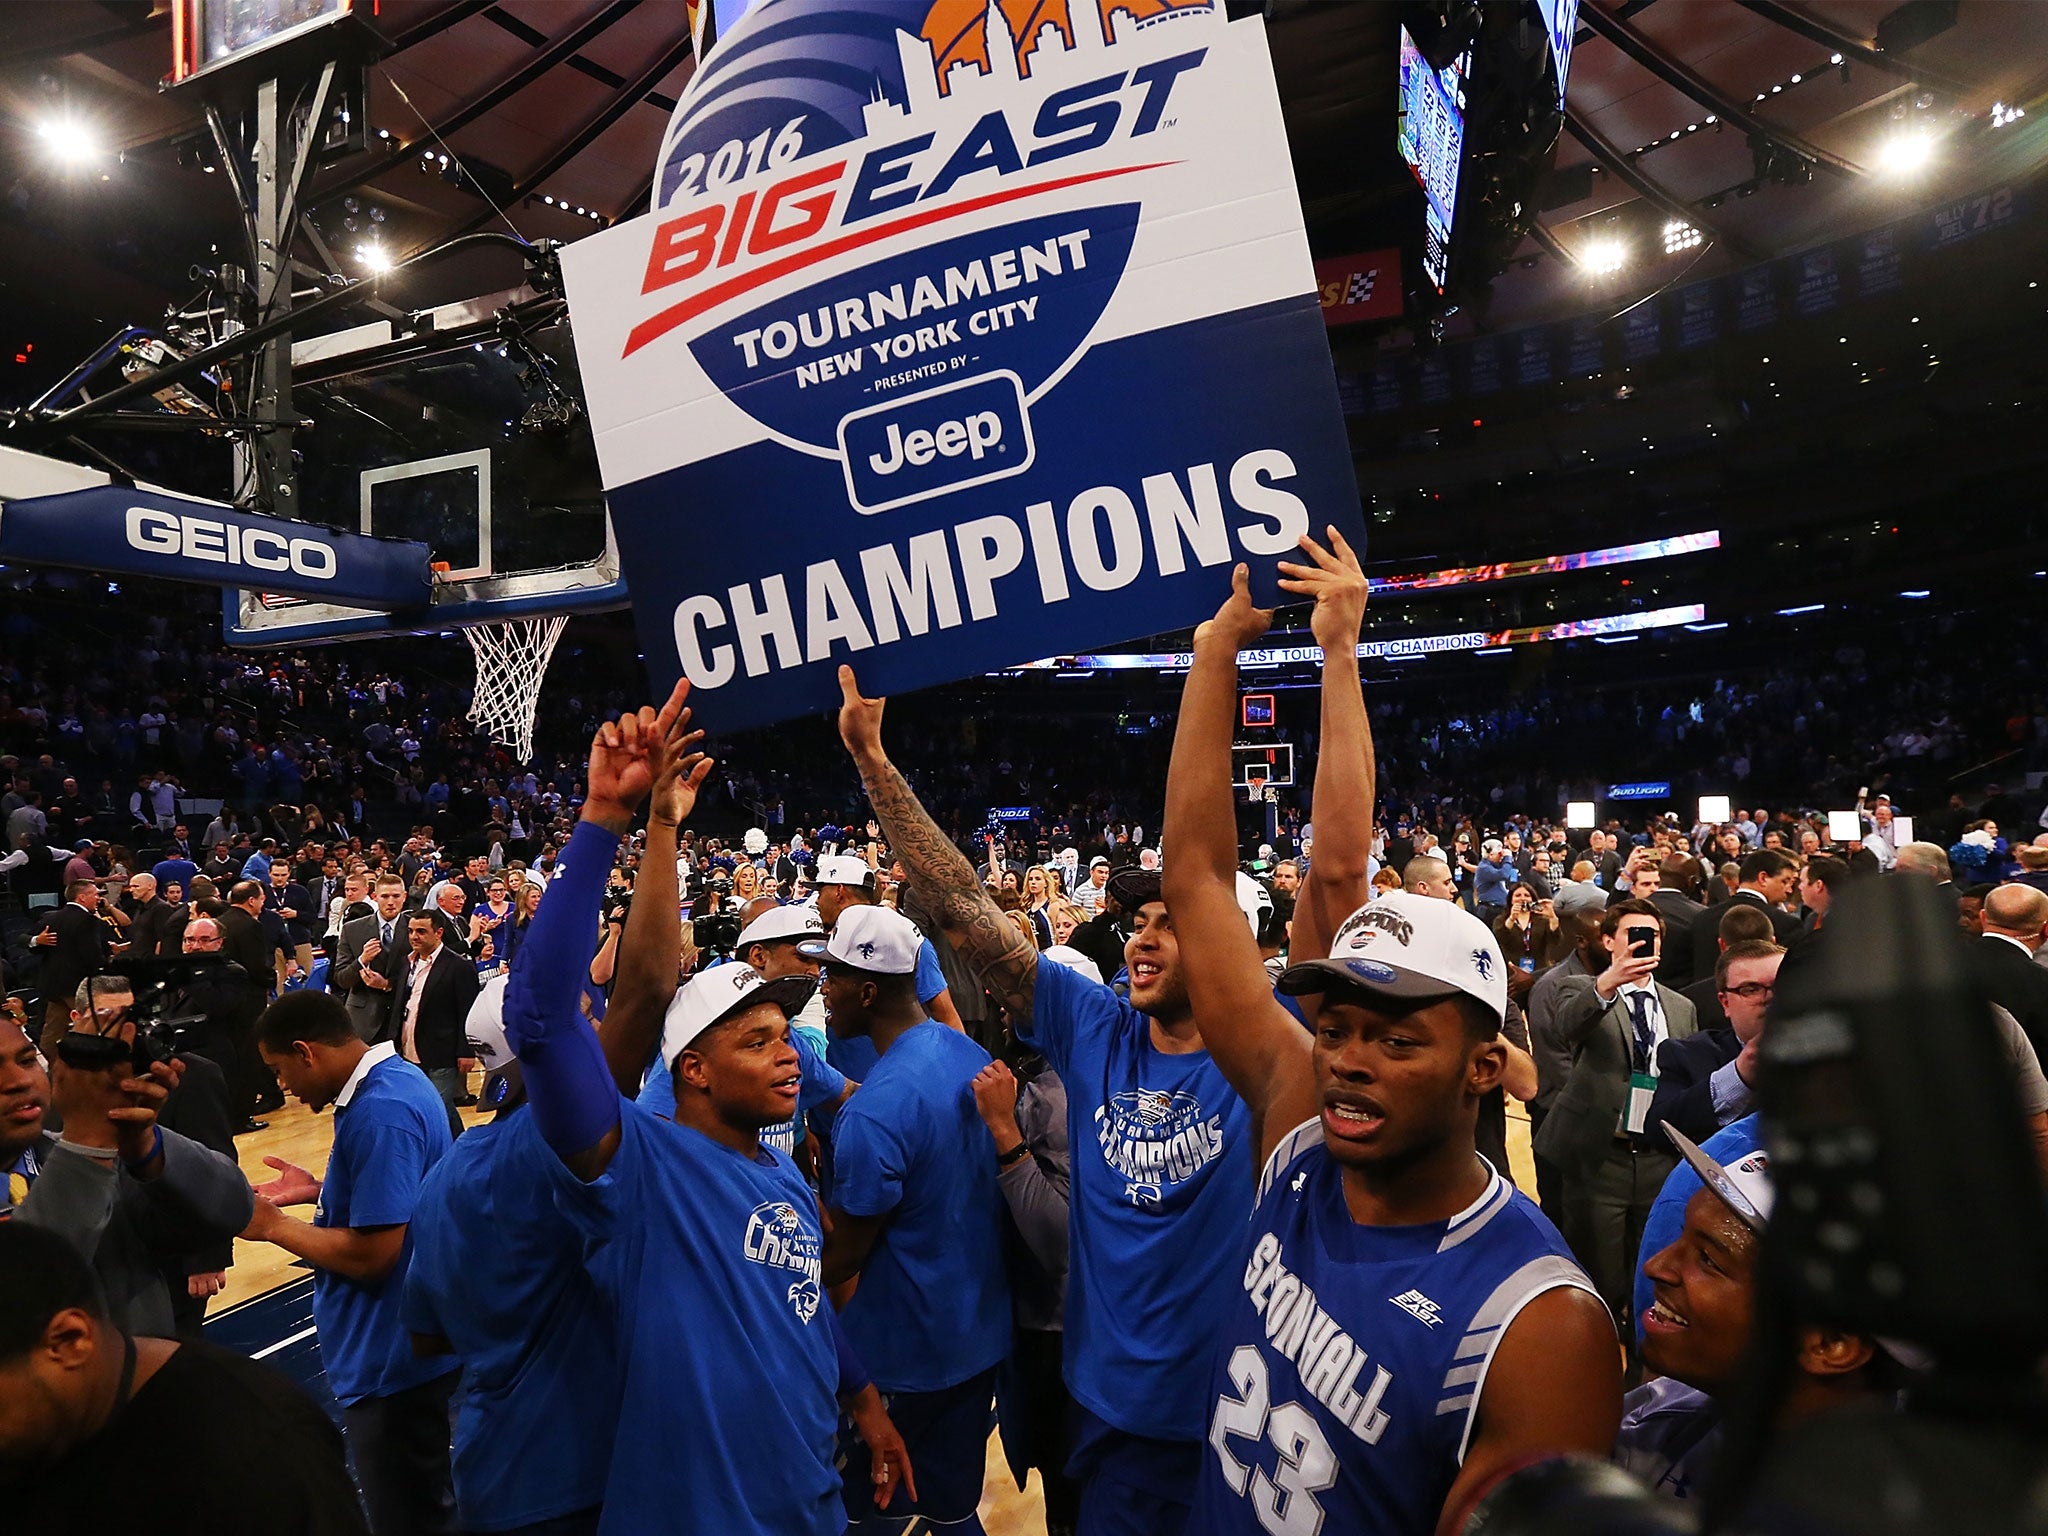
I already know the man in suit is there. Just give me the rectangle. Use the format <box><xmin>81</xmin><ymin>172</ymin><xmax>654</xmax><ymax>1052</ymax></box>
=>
<box><xmin>30</xmin><ymin>880</ymin><xmax>114</xmax><ymax>1043</ymax></box>
<box><xmin>1647</xmin><ymin>939</ymin><xmax>1784</xmax><ymax>1150</ymax></box>
<box><xmin>1525</xmin><ymin>881</ymin><xmax>1608</xmax><ymax>1216</ymax></box>
<box><xmin>220</xmin><ymin>880</ymin><xmax>282</xmax><ymax>997</ymax></box>
<box><xmin>1977</xmin><ymin>883</ymin><xmax>2048</xmax><ymax>1063</ymax></box>
<box><xmin>332</xmin><ymin>873</ymin><xmax>410</xmax><ymax>1044</ymax></box>
<box><xmin>1680</xmin><ymin>903</ymin><xmax>1776</xmax><ymax>1033</ymax></box>
<box><xmin>168</xmin><ymin>916</ymin><xmax>270</xmax><ymax>1132</ymax></box>
<box><xmin>1646</xmin><ymin>855</ymin><xmax>1704</xmax><ymax>991</ymax></box>
<box><xmin>121</xmin><ymin>873</ymin><xmax>176</xmax><ymax>961</ymax></box>
<box><xmin>265</xmin><ymin>859</ymin><xmax>318</xmax><ymax>984</ymax></box>
<box><xmin>1691</xmin><ymin>848</ymin><xmax>1800</xmax><ymax>980</ymax></box>
<box><xmin>390</xmin><ymin>909</ymin><xmax>479</xmax><ymax>1138</ymax></box>
<box><xmin>1533</xmin><ymin>896</ymin><xmax>1699</xmax><ymax>1332</ymax></box>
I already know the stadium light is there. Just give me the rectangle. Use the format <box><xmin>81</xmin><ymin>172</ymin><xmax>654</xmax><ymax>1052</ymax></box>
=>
<box><xmin>34</xmin><ymin>116</ymin><xmax>102</xmax><ymax>165</ymax></box>
<box><xmin>1582</xmin><ymin>238</ymin><xmax>1628</xmax><ymax>275</ymax></box>
<box><xmin>1877</xmin><ymin>131</ymin><xmax>1935</xmax><ymax>175</ymax></box>
<box><xmin>355</xmin><ymin>243</ymin><xmax>392</xmax><ymax>273</ymax></box>
<box><xmin>1663</xmin><ymin>219</ymin><xmax>1703</xmax><ymax>254</ymax></box>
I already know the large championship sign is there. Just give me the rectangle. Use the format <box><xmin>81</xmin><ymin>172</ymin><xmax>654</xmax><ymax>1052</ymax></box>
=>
<box><xmin>561</xmin><ymin>0</ymin><xmax>1362</xmax><ymax>731</ymax></box>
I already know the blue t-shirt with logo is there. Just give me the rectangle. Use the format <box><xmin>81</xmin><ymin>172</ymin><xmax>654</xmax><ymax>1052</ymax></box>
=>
<box><xmin>314</xmin><ymin>1048</ymin><xmax>459</xmax><ymax>1406</ymax></box>
<box><xmin>402</xmin><ymin>1109</ymin><xmax>617</xmax><ymax>1530</ymax></box>
<box><xmin>634</xmin><ymin>1017</ymin><xmax>845</xmax><ymax>1159</ymax></box>
<box><xmin>1019</xmin><ymin>955</ymin><xmax>1254</xmax><ymax>1443</ymax></box>
<box><xmin>823</xmin><ymin>939</ymin><xmax>948</xmax><ymax>1081</ymax></box>
<box><xmin>831</xmin><ymin>1022</ymin><xmax>1011</xmax><ymax>1394</ymax></box>
<box><xmin>541</xmin><ymin>1101</ymin><xmax>842</xmax><ymax>1536</ymax></box>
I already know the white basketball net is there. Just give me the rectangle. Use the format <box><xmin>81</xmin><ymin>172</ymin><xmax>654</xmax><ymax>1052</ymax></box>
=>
<box><xmin>464</xmin><ymin>616</ymin><xmax>569</xmax><ymax>762</ymax></box>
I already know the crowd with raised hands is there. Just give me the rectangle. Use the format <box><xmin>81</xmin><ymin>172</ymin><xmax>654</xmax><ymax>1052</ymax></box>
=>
<box><xmin>4</xmin><ymin>527</ymin><xmax>2045</xmax><ymax>1536</ymax></box>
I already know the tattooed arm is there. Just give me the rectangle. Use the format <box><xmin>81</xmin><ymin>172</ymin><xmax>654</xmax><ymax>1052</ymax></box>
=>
<box><xmin>836</xmin><ymin>666</ymin><xmax>1039</xmax><ymax>1023</ymax></box>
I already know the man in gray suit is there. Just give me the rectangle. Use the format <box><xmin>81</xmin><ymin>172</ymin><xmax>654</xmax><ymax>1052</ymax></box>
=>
<box><xmin>330</xmin><ymin>873</ymin><xmax>408</xmax><ymax>1043</ymax></box>
<box><xmin>1532</xmin><ymin>896</ymin><xmax>1698</xmax><ymax>1332</ymax></box>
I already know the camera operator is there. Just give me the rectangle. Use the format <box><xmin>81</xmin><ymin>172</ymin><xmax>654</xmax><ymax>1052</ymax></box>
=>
<box><xmin>1616</xmin><ymin>1128</ymin><xmax>1920</xmax><ymax>1505</ymax></box>
<box><xmin>0</xmin><ymin>1220</ymin><xmax>368</xmax><ymax>1534</ymax></box>
<box><xmin>164</xmin><ymin>918</ymin><xmax>270</xmax><ymax>1134</ymax></box>
<box><xmin>1</xmin><ymin>977</ymin><xmax>252</xmax><ymax>1337</ymax></box>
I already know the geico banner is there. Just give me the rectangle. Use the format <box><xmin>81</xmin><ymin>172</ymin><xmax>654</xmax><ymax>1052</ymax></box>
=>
<box><xmin>0</xmin><ymin>487</ymin><xmax>434</xmax><ymax>608</ymax></box>
<box><xmin>560</xmin><ymin>0</ymin><xmax>1361</xmax><ymax>732</ymax></box>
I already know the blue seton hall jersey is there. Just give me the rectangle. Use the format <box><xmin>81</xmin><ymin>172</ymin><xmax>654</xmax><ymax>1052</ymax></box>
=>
<box><xmin>315</xmin><ymin>1044</ymin><xmax>459</xmax><ymax>1407</ymax></box>
<box><xmin>1020</xmin><ymin>957</ymin><xmax>1254</xmax><ymax>1442</ymax></box>
<box><xmin>538</xmin><ymin>1102</ymin><xmax>841</xmax><ymax>1536</ymax></box>
<box><xmin>402</xmin><ymin>1110</ymin><xmax>618</xmax><ymax>1532</ymax></box>
<box><xmin>1187</xmin><ymin>1123</ymin><xmax>1602</xmax><ymax>1536</ymax></box>
<box><xmin>635</xmin><ymin>1019</ymin><xmax>845</xmax><ymax>1160</ymax></box>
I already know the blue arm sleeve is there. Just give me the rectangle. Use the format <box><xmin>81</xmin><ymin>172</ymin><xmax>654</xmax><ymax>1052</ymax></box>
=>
<box><xmin>503</xmin><ymin>819</ymin><xmax>624</xmax><ymax>1156</ymax></box>
<box><xmin>826</xmin><ymin>1303</ymin><xmax>871</xmax><ymax>1399</ymax></box>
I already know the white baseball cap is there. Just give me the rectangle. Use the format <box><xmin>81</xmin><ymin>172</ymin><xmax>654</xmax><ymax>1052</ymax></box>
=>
<box><xmin>1663</xmin><ymin>1126</ymin><xmax>1772</xmax><ymax>1232</ymax></box>
<box><xmin>660</xmin><ymin>963</ymin><xmax>816</xmax><ymax>1067</ymax></box>
<box><xmin>1277</xmin><ymin>891</ymin><xmax>1507</xmax><ymax>1023</ymax></box>
<box><xmin>736</xmin><ymin>904</ymin><xmax>824</xmax><ymax>950</ymax></box>
<box><xmin>1235</xmin><ymin>870</ymin><xmax>1275</xmax><ymax>935</ymax></box>
<box><xmin>795</xmin><ymin>903</ymin><xmax>921</xmax><ymax>975</ymax></box>
<box><xmin>464</xmin><ymin>974</ymin><xmax>513</xmax><ymax>1073</ymax></box>
<box><xmin>815</xmin><ymin>853</ymin><xmax>876</xmax><ymax>889</ymax></box>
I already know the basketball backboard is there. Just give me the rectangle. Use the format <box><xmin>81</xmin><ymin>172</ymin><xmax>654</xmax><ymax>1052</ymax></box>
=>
<box><xmin>1232</xmin><ymin>742</ymin><xmax>1295</xmax><ymax>789</ymax></box>
<box><xmin>223</xmin><ymin>299</ymin><xmax>626</xmax><ymax>645</ymax></box>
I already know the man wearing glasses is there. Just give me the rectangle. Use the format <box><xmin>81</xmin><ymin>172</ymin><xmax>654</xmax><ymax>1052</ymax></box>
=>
<box><xmin>1645</xmin><ymin>940</ymin><xmax>1784</xmax><ymax>1149</ymax></box>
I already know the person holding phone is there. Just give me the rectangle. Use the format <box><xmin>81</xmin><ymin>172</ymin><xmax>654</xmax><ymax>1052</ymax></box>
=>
<box><xmin>1531</xmin><ymin>897</ymin><xmax>1699</xmax><ymax>1339</ymax></box>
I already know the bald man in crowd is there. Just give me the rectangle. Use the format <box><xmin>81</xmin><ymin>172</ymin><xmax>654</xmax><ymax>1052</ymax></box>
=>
<box><xmin>1978</xmin><ymin>883</ymin><xmax>2048</xmax><ymax>1064</ymax></box>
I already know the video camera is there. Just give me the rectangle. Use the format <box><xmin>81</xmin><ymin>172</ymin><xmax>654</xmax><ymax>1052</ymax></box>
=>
<box><xmin>55</xmin><ymin>956</ymin><xmax>240</xmax><ymax>1074</ymax></box>
<box><xmin>1462</xmin><ymin>875</ymin><xmax>2048</xmax><ymax>1535</ymax></box>
<box><xmin>693</xmin><ymin>911</ymin><xmax>743</xmax><ymax>961</ymax></box>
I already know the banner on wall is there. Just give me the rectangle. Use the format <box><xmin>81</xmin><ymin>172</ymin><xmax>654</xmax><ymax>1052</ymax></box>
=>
<box><xmin>561</xmin><ymin>0</ymin><xmax>1362</xmax><ymax>731</ymax></box>
<box><xmin>1314</xmin><ymin>249</ymin><xmax>1403</xmax><ymax>325</ymax></box>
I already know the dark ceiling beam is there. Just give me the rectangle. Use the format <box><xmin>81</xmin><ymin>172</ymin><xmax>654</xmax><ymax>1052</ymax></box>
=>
<box><xmin>1578</xmin><ymin>0</ymin><xmax>1864</xmax><ymax>178</ymax></box>
<box><xmin>304</xmin><ymin>0</ymin><xmax>643</xmax><ymax>209</ymax></box>
<box><xmin>614</xmin><ymin>167</ymin><xmax>656</xmax><ymax>223</ymax></box>
<box><xmin>1565</xmin><ymin>108</ymin><xmax>1768</xmax><ymax>260</ymax></box>
<box><xmin>389</xmin><ymin>0</ymin><xmax>500</xmax><ymax>51</ymax></box>
<box><xmin>0</xmin><ymin>11</ymin><xmax>164</xmax><ymax>71</ymax></box>
<box><xmin>1524</xmin><ymin>219</ymin><xmax>1578</xmax><ymax>268</ymax></box>
<box><xmin>441</xmin><ymin>28</ymin><xmax>695</xmax><ymax>242</ymax></box>
<box><xmin>1734</xmin><ymin>0</ymin><xmax>1978</xmax><ymax>100</ymax></box>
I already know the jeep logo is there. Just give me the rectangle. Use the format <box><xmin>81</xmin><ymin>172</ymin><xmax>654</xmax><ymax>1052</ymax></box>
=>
<box><xmin>839</xmin><ymin>370</ymin><xmax>1034</xmax><ymax>515</ymax></box>
<box><xmin>866</xmin><ymin>410</ymin><xmax>1002</xmax><ymax>476</ymax></box>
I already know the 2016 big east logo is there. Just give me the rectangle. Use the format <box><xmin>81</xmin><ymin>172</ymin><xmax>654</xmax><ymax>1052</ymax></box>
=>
<box><xmin>560</xmin><ymin>0</ymin><xmax>1363</xmax><ymax>731</ymax></box>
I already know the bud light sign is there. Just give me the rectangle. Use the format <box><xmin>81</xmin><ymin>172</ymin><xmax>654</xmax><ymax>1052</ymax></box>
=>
<box><xmin>560</xmin><ymin>0</ymin><xmax>1362</xmax><ymax>731</ymax></box>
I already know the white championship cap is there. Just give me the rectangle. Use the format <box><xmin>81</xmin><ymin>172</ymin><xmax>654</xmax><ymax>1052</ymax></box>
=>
<box><xmin>464</xmin><ymin>974</ymin><xmax>513</xmax><ymax>1075</ymax></box>
<box><xmin>659</xmin><ymin>964</ymin><xmax>816</xmax><ymax>1067</ymax></box>
<box><xmin>795</xmin><ymin>903</ymin><xmax>921</xmax><ymax>974</ymax></box>
<box><xmin>1236</xmin><ymin>870</ymin><xmax>1275</xmax><ymax>936</ymax></box>
<box><xmin>1663</xmin><ymin>1126</ymin><xmax>1773</xmax><ymax>1232</ymax></box>
<box><xmin>736</xmin><ymin>904</ymin><xmax>824</xmax><ymax>950</ymax></box>
<box><xmin>814</xmin><ymin>853</ymin><xmax>876</xmax><ymax>889</ymax></box>
<box><xmin>1276</xmin><ymin>890</ymin><xmax>1508</xmax><ymax>1023</ymax></box>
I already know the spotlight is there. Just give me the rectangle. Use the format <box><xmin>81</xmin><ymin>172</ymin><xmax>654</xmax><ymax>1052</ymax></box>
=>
<box><xmin>356</xmin><ymin>243</ymin><xmax>392</xmax><ymax>273</ymax></box>
<box><xmin>1878</xmin><ymin>130</ymin><xmax>1935</xmax><ymax>174</ymax></box>
<box><xmin>1663</xmin><ymin>220</ymin><xmax>1703</xmax><ymax>254</ymax></box>
<box><xmin>34</xmin><ymin>116</ymin><xmax>101</xmax><ymax>165</ymax></box>
<box><xmin>1582</xmin><ymin>238</ymin><xmax>1628</xmax><ymax>275</ymax></box>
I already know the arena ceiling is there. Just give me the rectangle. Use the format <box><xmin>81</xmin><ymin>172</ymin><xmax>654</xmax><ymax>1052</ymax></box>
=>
<box><xmin>2</xmin><ymin>1</ymin><xmax>2044</xmax><ymax>339</ymax></box>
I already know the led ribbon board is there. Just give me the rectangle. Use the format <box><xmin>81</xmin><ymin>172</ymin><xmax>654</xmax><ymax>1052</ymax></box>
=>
<box><xmin>561</xmin><ymin>0</ymin><xmax>1361</xmax><ymax>732</ymax></box>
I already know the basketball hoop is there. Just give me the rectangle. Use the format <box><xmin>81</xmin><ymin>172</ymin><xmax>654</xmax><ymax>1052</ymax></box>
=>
<box><xmin>464</xmin><ymin>616</ymin><xmax>569</xmax><ymax>762</ymax></box>
<box><xmin>1245</xmin><ymin>765</ymin><xmax>1270</xmax><ymax>798</ymax></box>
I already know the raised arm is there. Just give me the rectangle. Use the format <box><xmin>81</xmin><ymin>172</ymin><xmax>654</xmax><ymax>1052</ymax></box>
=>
<box><xmin>1160</xmin><ymin>566</ymin><xmax>1321</xmax><ymax>1166</ymax></box>
<box><xmin>599</xmin><ymin>705</ymin><xmax>709</xmax><ymax>1095</ymax></box>
<box><xmin>505</xmin><ymin>693</ymin><xmax>680</xmax><ymax>1179</ymax></box>
<box><xmin>1277</xmin><ymin>528</ymin><xmax>1374</xmax><ymax>966</ymax></box>
<box><xmin>836</xmin><ymin>666</ymin><xmax>1038</xmax><ymax>1023</ymax></box>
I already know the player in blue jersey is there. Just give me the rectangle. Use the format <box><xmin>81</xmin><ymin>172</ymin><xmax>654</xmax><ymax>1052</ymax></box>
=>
<box><xmin>810</xmin><ymin>902</ymin><xmax>1011</xmax><ymax>1535</ymax></box>
<box><xmin>499</xmin><ymin>688</ymin><xmax>914</xmax><ymax>1536</ymax></box>
<box><xmin>1160</xmin><ymin>543</ymin><xmax>1622</xmax><ymax>1536</ymax></box>
<box><xmin>401</xmin><ymin>981</ymin><xmax>618</xmax><ymax>1536</ymax></box>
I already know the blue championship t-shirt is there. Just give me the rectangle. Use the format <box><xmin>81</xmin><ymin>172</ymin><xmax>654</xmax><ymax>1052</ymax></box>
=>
<box><xmin>636</xmin><ymin>1021</ymin><xmax>846</xmax><ymax>1159</ymax></box>
<box><xmin>1019</xmin><ymin>957</ymin><xmax>1253</xmax><ymax>1443</ymax></box>
<box><xmin>402</xmin><ymin>1109</ymin><xmax>618</xmax><ymax>1531</ymax></box>
<box><xmin>832</xmin><ymin>1022</ymin><xmax>1010</xmax><ymax>1394</ymax></box>
<box><xmin>315</xmin><ymin>1047</ymin><xmax>459</xmax><ymax>1406</ymax></box>
<box><xmin>540</xmin><ymin>1101</ymin><xmax>842</xmax><ymax>1536</ymax></box>
<box><xmin>824</xmin><ymin>938</ymin><xmax>949</xmax><ymax>1081</ymax></box>
<box><xmin>1187</xmin><ymin>1124</ymin><xmax>1602</xmax><ymax>1536</ymax></box>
